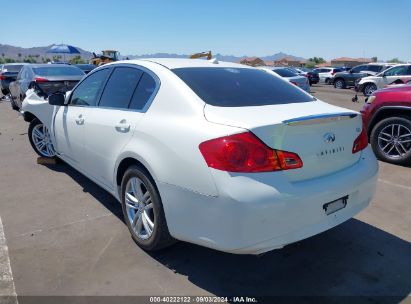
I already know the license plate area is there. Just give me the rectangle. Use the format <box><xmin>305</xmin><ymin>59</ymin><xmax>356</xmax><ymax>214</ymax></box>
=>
<box><xmin>323</xmin><ymin>196</ymin><xmax>348</xmax><ymax>215</ymax></box>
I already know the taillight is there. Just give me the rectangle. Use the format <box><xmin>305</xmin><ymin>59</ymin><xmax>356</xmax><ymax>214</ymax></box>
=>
<box><xmin>331</xmin><ymin>70</ymin><xmax>337</xmax><ymax>75</ymax></box>
<box><xmin>35</xmin><ymin>77</ymin><xmax>49</xmax><ymax>83</ymax></box>
<box><xmin>0</xmin><ymin>75</ymin><xmax>6</xmax><ymax>80</ymax></box>
<box><xmin>199</xmin><ymin>132</ymin><xmax>303</xmax><ymax>173</ymax></box>
<box><xmin>352</xmin><ymin>127</ymin><xmax>368</xmax><ymax>154</ymax></box>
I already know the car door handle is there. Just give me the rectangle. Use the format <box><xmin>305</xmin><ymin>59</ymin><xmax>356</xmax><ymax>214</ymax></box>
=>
<box><xmin>75</xmin><ymin>115</ymin><xmax>84</xmax><ymax>125</ymax></box>
<box><xmin>115</xmin><ymin>119</ymin><xmax>131</xmax><ymax>133</ymax></box>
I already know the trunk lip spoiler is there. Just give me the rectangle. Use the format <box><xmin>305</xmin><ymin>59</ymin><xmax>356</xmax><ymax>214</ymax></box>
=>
<box><xmin>283</xmin><ymin>112</ymin><xmax>358</xmax><ymax>126</ymax></box>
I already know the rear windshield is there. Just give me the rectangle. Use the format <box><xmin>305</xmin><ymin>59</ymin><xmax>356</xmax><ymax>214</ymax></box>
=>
<box><xmin>272</xmin><ymin>68</ymin><xmax>298</xmax><ymax>78</ymax></box>
<box><xmin>3</xmin><ymin>65</ymin><xmax>23</xmax><ymax>72</ymax></box>
<box><xmin>33</xmin><ymin>66</ymin><xmax>84</xmax><ymax>77</ymax></box>
<box><xmin>172</xmin><ymin>67</ymin><xmax>314</xmax><ymax>107</ymax></box>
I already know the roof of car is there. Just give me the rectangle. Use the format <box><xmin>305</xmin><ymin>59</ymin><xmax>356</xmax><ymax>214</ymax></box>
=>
<box><xmin>119</xmin><ymin>58</ymin><xmax>253</xmax><ymax>69</ymax></box>
<box><xmin>28</xmin><ymin>64</ymin><xmax>77</xmax><ymax>68</ymax></box>
<box><xmin>260</xmin><ymin>66</ymin><xmax>290</xmax><ymax>70</ymax></box>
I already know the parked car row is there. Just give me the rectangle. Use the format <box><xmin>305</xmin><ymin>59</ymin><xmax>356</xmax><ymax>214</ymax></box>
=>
<box><xmin>0</xmin><ymin>62</ymin><xmax>96</xmax><ymax>111</ymax></box>
<box><xmin>356</xmin><ymin>64</ymin><xmax>411</xmax><ymax>96</ymax></box>
<box><xmin>9</xmin><ymin>64</ymin><xmax>86</xmax><ymax>110</ymax></box>
<box><xmin>331</xmin><ymin>63</ymin><xmax>394</xmax><ymax>89</ymax></box>
<box><xmin>320</xmin><ymin>62</ymin><xmax>411</xmax><ymax>96</ymax></box>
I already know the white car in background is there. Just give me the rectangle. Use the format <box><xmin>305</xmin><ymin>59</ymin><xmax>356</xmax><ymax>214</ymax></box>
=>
<box><xmin>22</xmin><ymin>59</ymin><xmax>378</xmax><ymax>254</ymax></box>
<box><xmin>312</xmin><ymin>67</ymin><xmax>344</xmax><ymax>84</ymax></box>
<box><xmin>356</xmin><ymin>64</ymin><xmax>411</xmax><ymax>96</ymax></box>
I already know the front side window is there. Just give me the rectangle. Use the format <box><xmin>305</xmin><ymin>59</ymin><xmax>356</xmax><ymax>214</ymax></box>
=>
<box><xmin>70</xmin><ymin>68</ymin><xmax>110</xmax><ymax>106</ymax></box>
<box><xmin>384</xmin><ymin>66</ymin><xmax>409</xmax><ymax>76</ymax></box>
<box><xmin>172</xmin><ymin>67</ymin><xmax>314</xmax><ymax>107</ymax></box>
<box><xmin>99</xmin><ymin>67</ymin><xmax>143</xmax><ymax>109</ymax></box>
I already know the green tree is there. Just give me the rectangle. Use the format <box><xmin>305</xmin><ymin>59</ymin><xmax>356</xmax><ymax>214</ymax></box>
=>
<box><xmin>308</xmin><ymin>57</ymin><xmax>326</xmax><ymax>64</ymax></box>
<box><xmin>52</xmin><ymin>55</ymin><xmax>62</xmax><ymax>62</ymax></box>
<box><xmin>387</xmin><ymin>58</ymin><xmax>403</xmax><ymax>63</ymax></box>
<box><xmin>69</xmin><ymin>55</ymin><xmax>85</xmax><ymax>64</ymax></box>
<box><xmin>23</xmin><ymin>56</ymin><xmax>37</xmax><ymax>63</ymax></box>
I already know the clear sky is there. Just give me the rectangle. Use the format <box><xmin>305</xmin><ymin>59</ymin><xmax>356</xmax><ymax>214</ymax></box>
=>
<box><xmin>2</xmin><ymin>0</ymin><xmax>410</xmax><ymax>61</ymax></box>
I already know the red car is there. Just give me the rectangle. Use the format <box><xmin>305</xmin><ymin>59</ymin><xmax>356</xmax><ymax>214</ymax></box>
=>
<box><xmin>361</xmin><ymin>85</ymin><xmax>411</xmax><ymax>165</ymax></box>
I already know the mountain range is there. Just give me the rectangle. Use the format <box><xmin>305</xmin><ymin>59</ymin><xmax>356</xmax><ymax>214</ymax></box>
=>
<box><xmin>127</xmin><ymin>52</ymin><xmax>305</xmax><ymax>62</ymax></box>
<box><xmin>0</xmin><ymin>44</ymin><xmax>305</xmax><ymax>63</ymax></box>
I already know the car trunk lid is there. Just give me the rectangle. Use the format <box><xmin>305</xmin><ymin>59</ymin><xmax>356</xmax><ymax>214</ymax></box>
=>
<box><xmin>204</xmin><ymin>100</ymin><xmax>363</xmax><ymax>181</ymax></box>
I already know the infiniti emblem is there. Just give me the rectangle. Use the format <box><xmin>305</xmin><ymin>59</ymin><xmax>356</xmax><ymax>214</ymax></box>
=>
<box><xmin>323</xmin><ymin>132</ymin><xmax>336</xmax><ymax>143</ymax></box>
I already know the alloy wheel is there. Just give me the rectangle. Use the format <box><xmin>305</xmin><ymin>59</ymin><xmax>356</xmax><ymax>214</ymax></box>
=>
<box><xmin>378</xmin><ymin>124</ymin><xmax>411</xmax><ymax>158</ymax></box>
<box><xmin>335</xmin><ymin>80</ymin><xmax>344</xmax><ymax>89</ymax></box>
<box><xmin>364</xmin><ymin>84</ymin><xmax>377</xmax><ymax>96</ymax></box>
<box><xmin>125</xmin><ymin>177</ymin><xmax>155</xmax><ymax>240</ymax></box>
<box><xmin>31</xmin><ymin>124</ymin><xmax>56</xmax><ymax>157</ymax></box>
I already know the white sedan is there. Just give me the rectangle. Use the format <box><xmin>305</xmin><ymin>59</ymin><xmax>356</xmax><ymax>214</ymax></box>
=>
<box><xmin>22</xmin><ymin>59</ymin><xmax>378</xmax><ymax>254</ymax></box>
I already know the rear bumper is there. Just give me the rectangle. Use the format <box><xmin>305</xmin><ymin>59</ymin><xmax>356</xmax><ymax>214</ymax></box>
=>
<box><xmin>158</xmin><ymin>146</ymin><xmax>378</xmax><ymax>254</ymax></box>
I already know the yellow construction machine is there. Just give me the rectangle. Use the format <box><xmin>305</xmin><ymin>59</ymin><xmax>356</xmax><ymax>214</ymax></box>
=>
<box><xmin>90</xmin><ymin>50</ymin><xmax>120</xmax><ymax>66</ymax></box>
<box><xmin>189</xmin><ymin>51</ymin><xmax>213</xmax><ymax>60</ymax></box>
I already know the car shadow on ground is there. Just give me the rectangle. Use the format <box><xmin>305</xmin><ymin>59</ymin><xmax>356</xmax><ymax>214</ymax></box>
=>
<box><xmin>150</xmin><ymin>220</ymin><xmax>411</xmax><ymax>301</ymax></box>
<box><xmin>43</xmin><ymin>162</ymin><xmax>124</xmax><ymax>223</ymax></box>
<box><xmin>45</xmin><ymin>162</ymin><xmax>411</xmax><ymax>301</ymax></box>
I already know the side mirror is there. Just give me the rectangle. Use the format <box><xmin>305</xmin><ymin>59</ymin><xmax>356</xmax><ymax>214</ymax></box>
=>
<box><xmin>48</xmin><ymin>92</ymin><xmax>66</xmax><ymax>106</ymax></box>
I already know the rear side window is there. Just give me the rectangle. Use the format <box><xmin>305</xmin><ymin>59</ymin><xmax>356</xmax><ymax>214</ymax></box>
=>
<box><xmin>99</xmin><ymin>67</ymin><xmax>143</xmax><ymax>109</ymax></box>
<box><xmin>129</xmin><ymin>73</ymin><xmax>157</xmax><ymax>110</ymax></box>
<box><xmin>70</xmin><ymin>68</ymin><xmax>110</xmax><ymax>106</ymax></box>
<box><xmin>172</xmin><ymin>67</ymin><xmax>314</xmax><ymax>107</ymax></box>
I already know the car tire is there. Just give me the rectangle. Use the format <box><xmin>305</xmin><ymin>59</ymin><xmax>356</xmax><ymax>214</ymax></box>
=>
<box><xmin>10</xmin><ymin>96</ymin><xmax>19</xmax><ymax>111</ymax></box>
<box><xmin>363</xmin><ymin>83</ymin><xmax>377</xmax><ymax>96</ymax></box>
<box><xmin>28</xmin><ymin>118</ymin><xmax>57</xmax><ymax>158</ymax></box>
<box><xmin>334</xmin><ymin>78</ymin><xmax>346</xmax><ymax>89</ymax></box>
<box><xmin>370</xmin><ymin>116</ymin><xmax>411</xmax><ymax>165</ymax></box>
<box><xmin>120</xmin><ymin>165</ymin><xmax>175</xmax><ymax>252</ymax></box>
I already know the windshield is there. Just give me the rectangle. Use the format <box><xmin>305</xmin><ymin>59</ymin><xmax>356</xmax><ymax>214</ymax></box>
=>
<box><xmin>33</xmin><ymin>66</ymin><xmax>85</xmax><ymax>77</ymax></box>
<box><xmin>172</xmin><ymin>67</ymin><xmax>314</xmax><ymax>107</ymax></box>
